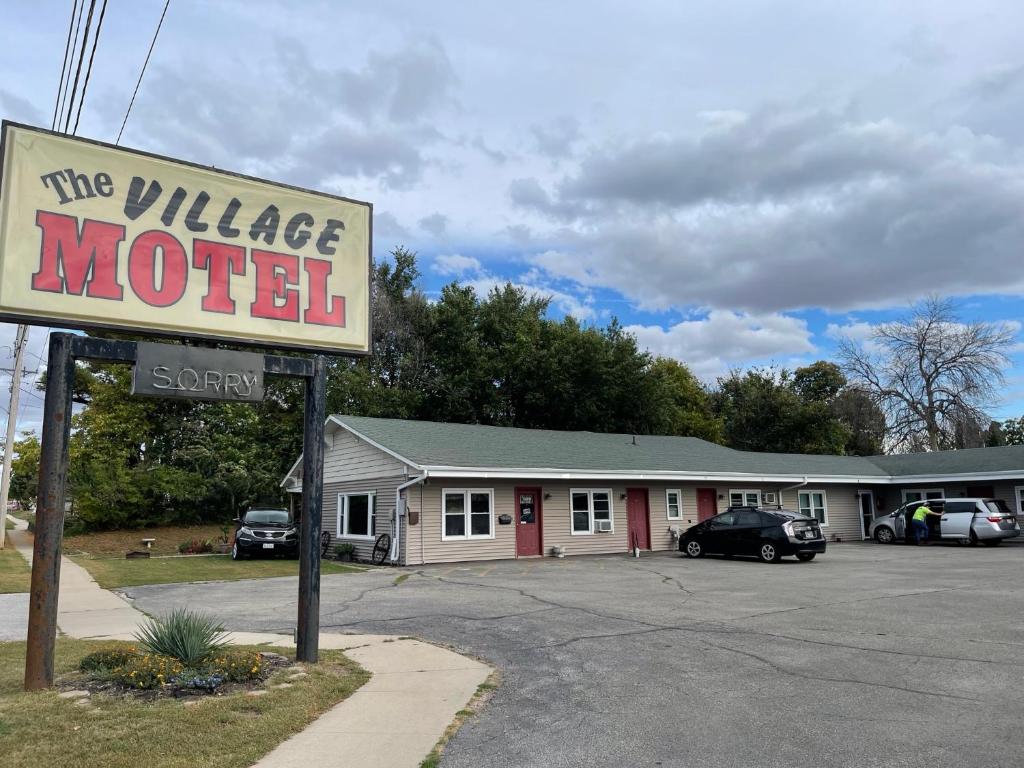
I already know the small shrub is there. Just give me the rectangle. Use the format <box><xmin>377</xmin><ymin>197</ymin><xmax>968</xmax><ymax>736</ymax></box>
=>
<box><xmin>334</xmin><ymin>542</ymin><xmax>356</xmax><ymax>558</ymax></box>
<box><xmin>205</xmin><ymin>649</ymin><xmax>264</xmax><ymax>683</ymax></box>
<box><xmin>174</xmin><ymin>668</ymin><xmax>225</xmax><ymax>692</ymax></box>
<box><xmin>135</xmin><ymin>608</ymin><xmax>228</xmax><ymax>666</ymax></box>
<box><xmin>79</xmin><ymin>646</ymin><xmax>138</xmax><ymax>673</ymax></box>
<box><xmin>177</xmin><ymin>538</ymin><xmax>214</xmax><ymax>554</ymax></box>
<box><xmin>110</xmin><ymin>653</ymin><xmax>184</xmax><ymax>690</ymax></box>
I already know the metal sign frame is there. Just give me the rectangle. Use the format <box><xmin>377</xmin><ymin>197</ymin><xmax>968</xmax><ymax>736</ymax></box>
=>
<box><xmin>0</xmin><ymin>121</ymin><xmax>373</xmax><ymax>356</ymax></box>
<box><xmin>24</xmin><ymin>334</ymin><xmax>327</xmax><ymax>689</ymax></box>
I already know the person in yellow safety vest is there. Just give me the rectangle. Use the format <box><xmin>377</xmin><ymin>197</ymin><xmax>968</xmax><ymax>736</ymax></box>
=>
<box><xmin>911</xmin><ymin>502</ymin><xmax>942</xmax><ymax>545</ymax></box>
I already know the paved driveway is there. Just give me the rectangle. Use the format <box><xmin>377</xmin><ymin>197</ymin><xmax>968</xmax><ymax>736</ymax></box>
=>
<box><xmin>126</xmin><ymin>543</ymin><xmax>1024</xmax><ymax>768</ymax></box>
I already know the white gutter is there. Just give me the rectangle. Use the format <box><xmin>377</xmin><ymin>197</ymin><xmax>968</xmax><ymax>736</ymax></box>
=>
<box><xmin>393</xmin><ymin>473</ymin><xmax>427</xmax><ymax>564</ymax></box>
<box><xmin>779</xmin><ymin>477</ymin><xmax>809</xmax><ymax>500</ymax></box>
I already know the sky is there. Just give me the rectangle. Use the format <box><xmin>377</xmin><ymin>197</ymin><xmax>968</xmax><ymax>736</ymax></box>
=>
<box><xmin>3</xmin><ymin>0</ymin><xmax>1024</xmax><ymax>436</ymax></box>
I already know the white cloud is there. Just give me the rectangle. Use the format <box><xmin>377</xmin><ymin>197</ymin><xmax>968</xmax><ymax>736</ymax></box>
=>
<box><xmin>825</xmin><ymin>321</ymin><xmax>876</xmax><ymax>343</ymax></box>
<box><xmin>517</xmin><ymin>107</ymin><xmax>1024</xmax><ymax>314</ymax></box>
<box><xmin>463</xmin><ymin>277</ymin><xmax>596</xmax><ymax>321</ymax></box>
<box><xmin>433</xmin><ymin>254</ymin><xmax>482</xmax><ymax>275</ymax></box>
<box><xmin>626</xmin><ymin>310</ymin><xmax>815</xmax><ymax>379</ymax></box>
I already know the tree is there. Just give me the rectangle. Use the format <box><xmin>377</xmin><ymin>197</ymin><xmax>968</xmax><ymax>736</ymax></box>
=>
<box><xmin>646</xmin><ymin>358</ymin><xmax>723</xmax><ymax>442</ymax></box>
<box><xmin>831</xmin><ymin>388</ymin><xmax>886</xmax><ymax>455</ymax></box>
<box><xmin>9</xmin><ymin>434</ymin><xmax>41</xmax><ymax>508</ymax></box>
<box><xmin>713</xmin><ymin>367</ymin><xmax>850</xmax><ymax>454</ymax></box>
<box><xmin>837</xmin><ymin>297</ymin><xmax>1015</xmax><ymax>452</ymax></box>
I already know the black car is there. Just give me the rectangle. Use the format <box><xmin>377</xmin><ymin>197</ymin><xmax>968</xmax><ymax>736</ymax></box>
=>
<box><xmin>232</xmin><ymin>507</ymin><xmax>298</xmax><ymax>559</ymax></box>
<box><xmin>680</xmin><ymin>506</ymin><xmax>827</xmax><ymax>563</ymax></box>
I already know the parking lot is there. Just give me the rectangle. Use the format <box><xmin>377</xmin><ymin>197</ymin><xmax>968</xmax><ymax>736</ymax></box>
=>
<box><xmin>128</xmin><ymin>542</ymin><xmax>1024</xmax><ymax>768</ymax></box>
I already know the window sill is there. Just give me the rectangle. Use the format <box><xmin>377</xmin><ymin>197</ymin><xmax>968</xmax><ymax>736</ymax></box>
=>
<box><xmin>441</xmin><ymin>535</ymin><xmax>496</xmax><ymax>542</ymax></box>
<box><xmin>338</xmin><ymin>534</ymin><xmax>375</xmax><ymax>541</ymax></box>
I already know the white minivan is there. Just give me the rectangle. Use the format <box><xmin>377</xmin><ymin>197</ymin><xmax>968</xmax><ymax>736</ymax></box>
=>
<box><xmin>869</xmin><ymin>498</ymin><xmax>1020</xmax><ymax>546</ymax></box>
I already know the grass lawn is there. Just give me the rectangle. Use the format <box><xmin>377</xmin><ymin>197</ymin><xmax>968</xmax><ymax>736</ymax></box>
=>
<box><xmin>71</xmin><ymin>554</ymin><xmax>365</xmax><ymax>589</ymax></box>
<box><xmin>63</xmin><ymin>524</ymin><xmax>228</xmax><ymax>557</ymax></box>
<box><xmin>0</xmin><ymin>638</ymin><xmax>369</xmax><ymax>768</ymax></box>
<box><xmin>0</xmin><ymin>547</ymin><xmax>30</xmax><ymax>593</ymax></box>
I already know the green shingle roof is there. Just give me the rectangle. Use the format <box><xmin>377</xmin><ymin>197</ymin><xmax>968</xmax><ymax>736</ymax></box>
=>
<box><xmin>334</xmin><ymin>415</ymin><xmax>1024</xmax><ymax>478</ymax></box>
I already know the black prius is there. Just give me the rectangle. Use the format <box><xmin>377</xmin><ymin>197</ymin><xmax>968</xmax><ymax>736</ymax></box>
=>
<box><xmin>679</xmin><ymin>505</ymin><xmax>827</xmax><ymax>563</ymax></box>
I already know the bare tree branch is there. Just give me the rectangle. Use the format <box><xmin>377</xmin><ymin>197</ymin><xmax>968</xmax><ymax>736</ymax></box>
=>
<box><xmin>836</xmin><ymin>296</ymin><xmax>1014</xmax><ymax>452</ymax></box>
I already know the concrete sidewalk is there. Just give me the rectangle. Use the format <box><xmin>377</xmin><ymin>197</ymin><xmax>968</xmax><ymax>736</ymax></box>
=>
<box><xmin>6</xmin><ymin>524</ymin><xmax>491</xmax><ymax>768</ymax></box>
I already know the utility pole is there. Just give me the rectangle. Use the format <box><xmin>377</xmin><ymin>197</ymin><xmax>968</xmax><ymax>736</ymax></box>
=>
<box><xmin>0</xmin><ymin>324</ymin><xmax>28</xmax><ymax>549</ymax></box>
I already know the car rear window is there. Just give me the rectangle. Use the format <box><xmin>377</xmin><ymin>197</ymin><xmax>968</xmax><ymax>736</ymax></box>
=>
<box><xmin>984</xmin><ymin>500</ymin><xmax>1013</xmax><ymax>516</ymax></box>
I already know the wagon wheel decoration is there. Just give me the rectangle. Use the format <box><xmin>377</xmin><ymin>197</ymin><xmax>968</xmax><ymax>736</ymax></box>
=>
<box><xmin>371</xmin><ymin>533</ymin><xmax>392</xmax><ymax>565</ymax></box>
<box><xmin>320</xmin><ymin>530</ymin><xmax>332</xmax><ymax>558</ymax></box>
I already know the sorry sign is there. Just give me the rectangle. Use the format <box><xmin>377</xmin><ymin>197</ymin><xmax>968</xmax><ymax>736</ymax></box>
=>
<box><xmin>0</xmin><ymin>122</ymin><xmax>371</xmax><ymax>353</ymax></box>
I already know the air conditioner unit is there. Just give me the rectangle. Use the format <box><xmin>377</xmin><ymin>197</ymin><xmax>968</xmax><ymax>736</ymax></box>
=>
<box><xmin>763</xmin><ymin>492</ymin><xmax>777</xmax><ymax>504</ymax></box>
<box><xmin>595</xmin><ymin>520</ymin><xmax>613</xmax><ymax>533</ymax></box>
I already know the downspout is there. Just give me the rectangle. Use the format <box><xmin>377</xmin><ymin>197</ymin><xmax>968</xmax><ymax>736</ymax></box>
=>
<box><xmin>394</xmin><ymin>473</ymin><xmax>427</xmax><ymax>565</ymax></box>
<box><xmin>779</xmin><ymin>477</ymin><xmax>809</xmax><ymax>507</ymax></box>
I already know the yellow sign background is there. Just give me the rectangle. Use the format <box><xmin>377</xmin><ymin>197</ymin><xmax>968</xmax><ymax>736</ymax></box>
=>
<box><xmin>0</xmin><ymin>123</ymin><xmax>371</xmax><ymax>353</ymax></box>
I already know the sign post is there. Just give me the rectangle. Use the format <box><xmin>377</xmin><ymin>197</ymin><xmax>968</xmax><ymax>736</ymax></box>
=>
<box><xmin>23</xmin><ymin>333</ymin><xmax>74</xmax><ymax>690</ymax></box>
<box><xmin>0</xmin><ymin>122</ymin><xmax>371</xmax><ymax>689</ymax></box>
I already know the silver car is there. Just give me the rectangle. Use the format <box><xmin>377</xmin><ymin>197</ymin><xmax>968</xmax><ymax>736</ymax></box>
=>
<box><xmin>869</xmin><ymin>498</ymin><xmax>1020</xmax><ymax>546</ymax></box>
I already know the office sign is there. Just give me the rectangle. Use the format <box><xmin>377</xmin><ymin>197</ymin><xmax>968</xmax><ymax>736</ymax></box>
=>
<box><xmin>132</xmin><ymin>342</ymin><xmax>265</xmax><ymax>402</ymax></box>
<box><xmin>0</xmin><ymin>122</ymin><xmax>371</xmax><ymax>354</ymax></box>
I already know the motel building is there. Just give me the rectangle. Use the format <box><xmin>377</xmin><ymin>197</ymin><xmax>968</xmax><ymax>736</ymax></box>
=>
<box><xmin>282</xmin><ymin>416</ymin><xmax>1024</xmax><ymax>565</ymax></box>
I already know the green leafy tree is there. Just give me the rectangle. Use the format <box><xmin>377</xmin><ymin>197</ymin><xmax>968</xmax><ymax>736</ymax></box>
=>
<box><xmin>646</xmin><ymin>358</ymin><xmax>723</xmax><ymax>441</ymax></box>
<box><xmin>9</xmin><ymin>434</ymin><xmax>41</xmax><ymax>508</ymax></box>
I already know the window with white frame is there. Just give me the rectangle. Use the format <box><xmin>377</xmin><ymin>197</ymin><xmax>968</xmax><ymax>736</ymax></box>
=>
<box><xmin>666</xmin><ymin>489</ymin><xmax>682</xmax><ymax>520</ymax></box>
<box><xmin>797</xmin><ymin>490</ymin><xmax>828</xmax><ymax>525</ymax></box>
<box><xmin>729</xmin><ymin>489</ymin><xmax>761</xmax><ymax>507</ymax></box>
<box><xmin>1015</xmin><ymin>486</ymin><xmax>1024</xmax><ymax>515</ymax></box>
<box><xmin>571</xmin><ymin>489</ymin><xmax>613</xmax><ymax>534</ymax></box>
<box><xmin>337</xmin><ymin>493</ymin><xmax>376</xmax><ymax>540</ymax></box>
<box><xmin>442</xmin><ymin>489</ymin><xmax>494</xmax><ymax>540</ymax></box>
<box><xmin>902</xmin><ymin>489</ymin><xmax>944</xmax><ymax>504</ymax></box>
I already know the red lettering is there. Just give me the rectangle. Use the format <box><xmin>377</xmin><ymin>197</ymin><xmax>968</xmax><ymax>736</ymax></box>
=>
<box><xmin>250</xmin><ymin>249</ymin><xmax>299</xmax><ymax>322</ymax></box>
<box><xmin>32</xmin><ymin>211</ymin><xmax>125</xmax><ymax>299</ymax></box>
<box><xmin>303</xmin><ymin>257</ymin><xmax>345</xmax><ymax>327</ymax></box>
<box><xmin>128</xmin><ymin>230</ymin><xmax>188</xmax><ymax>307</ymax></box>
<box><xmin>192</xmin><ymin>239</ymin><xmax>245</xmax><ymax>314</ymax></box>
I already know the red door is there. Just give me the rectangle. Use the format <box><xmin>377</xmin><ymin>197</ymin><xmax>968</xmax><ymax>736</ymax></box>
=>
<box><xmin>697</xmin><ymin>488</ymin><xmax>717</xmax><ymax>522</ymax></box>
<box><xmin>626</xmin><ymin>488</ymin><xmax>651</xmax><ymax>550</ymax></box>
<box><xmin>515</xmin><ymin>487</ymin><xmax>543</xmax><ymax>557</ymax></box>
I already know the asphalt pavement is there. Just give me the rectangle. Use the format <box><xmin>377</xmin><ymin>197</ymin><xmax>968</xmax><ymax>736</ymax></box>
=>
<box><xmin>125</xmin><ymin>541</ymin><xmax>1024</xmax><ymax>768</ymax></box>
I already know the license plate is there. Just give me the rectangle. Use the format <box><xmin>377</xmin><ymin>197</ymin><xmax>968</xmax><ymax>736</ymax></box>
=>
<box><xmin>262</xmin><ymin>543</ymin><xmax>274</xmax><ymax>549</ymax></box>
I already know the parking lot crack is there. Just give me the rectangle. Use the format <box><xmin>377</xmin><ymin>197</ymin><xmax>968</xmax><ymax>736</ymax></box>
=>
<box><xmin>702</xmin><ymin>639</ymin><xmax>982</xmax><ymax>702</ymax></box>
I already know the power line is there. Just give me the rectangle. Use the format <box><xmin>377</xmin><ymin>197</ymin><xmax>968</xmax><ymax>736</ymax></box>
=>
<box><xmin>57</xmin><ymin>0</ymin><xmax>85</xmax><ymax>132</ymax></box>
<box><xmin>51</xmin><ymin>0</ymin><xmax>79</xmax><ymax>130</ymax></box>
<box><xmin>62</xmin><ymin>0</ymin><xmax>96</xmax><ymax>135</ymax></box>
<box><xmin>72</xmin><ymin>0</ymin><xmax>108</xmax><ymax>135</ymax></box>
<box><xmin>117</xmin><ymin>0</ymin><xmax>171</xmax><ymax>145</ymax></box>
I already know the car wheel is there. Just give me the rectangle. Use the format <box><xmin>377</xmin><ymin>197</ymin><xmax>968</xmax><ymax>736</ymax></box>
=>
<box><xmin>874</xmin><ymin>527</ymin><xmax>895</xmax><ymax>544</ymax></box>
<box><xmin>231</xmin><ymin>542</ymin><xmax>243</xmax><ymax>560</ymax></box>
<box><xmin>795</xmin><ymin>553</ymin><xmax>816</xmax><ymax>562</ymax></box>
<box><xmin>982</xmin><ymin>538</ymin><xmax>1003</xmax><ymax>547</ymax></box>
<box><xmin>758</xmin><ymin>543</ymin><xmax>780</xmax><ymax>563</ymax></box>
<box><xmin>684</xmin><ymin>540</ymin><xmax>704</xmax><ymax>558</ymax></box>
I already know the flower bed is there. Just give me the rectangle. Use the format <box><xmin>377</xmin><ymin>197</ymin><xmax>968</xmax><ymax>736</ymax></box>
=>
<box><xmin>71</xmin><ymin>644</ymin><xmax>291</xmax><ymax>700</ymax></box>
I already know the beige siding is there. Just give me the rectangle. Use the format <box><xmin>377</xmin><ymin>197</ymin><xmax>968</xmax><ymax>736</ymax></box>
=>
<box><xmin>318</xmin><ymin>424</ymin><xmax>417</xmax><ymax>562</ymax></box>
<box><xmin>324</xmin><ymin>425</ymin><xmax>412</xmax><ymax>482</ymax></box>
<box><xmin>323</xmin><ymin>477</ymin><xmax>406</xmax><ymax>561</ymax></box>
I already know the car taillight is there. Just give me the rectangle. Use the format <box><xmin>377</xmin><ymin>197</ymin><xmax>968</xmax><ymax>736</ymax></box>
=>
<box><xmin>987</xmin><ymin>515</ymin><xmax>1004</xmax><ymax>523</ymax></box>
